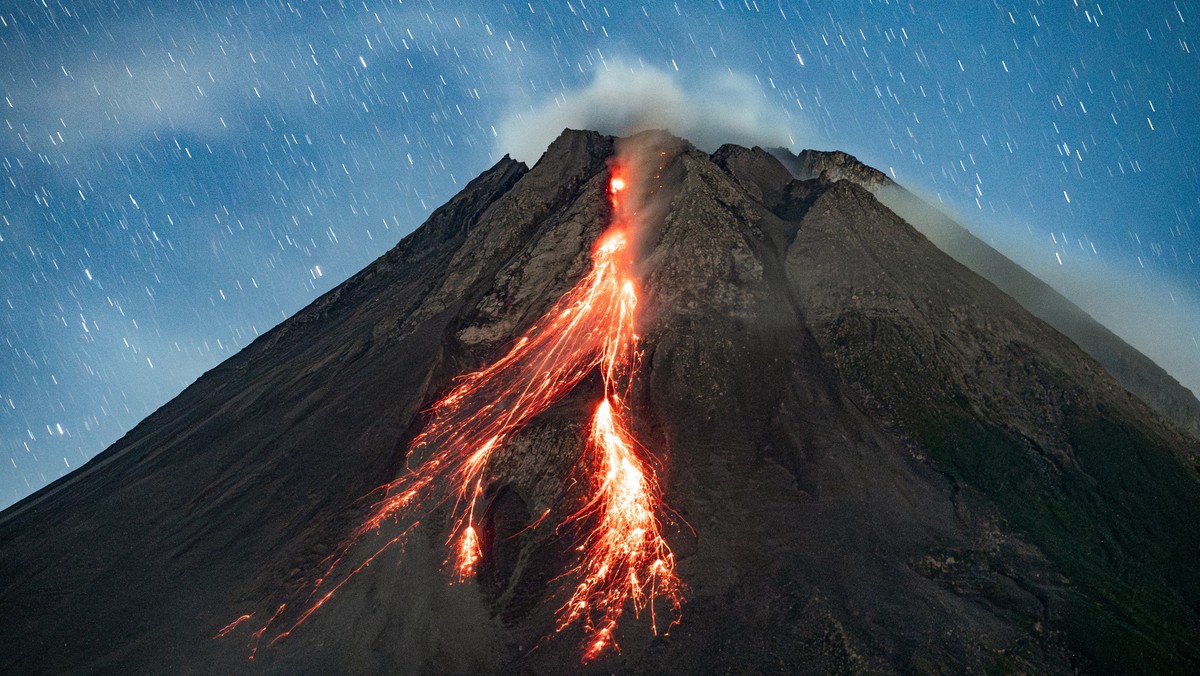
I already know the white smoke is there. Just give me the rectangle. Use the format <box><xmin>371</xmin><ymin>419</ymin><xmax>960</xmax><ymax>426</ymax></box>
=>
<box><xmin>496</xmin><ymin>63</ymin><xmax>797</xmax><ymax>162</ymax></box>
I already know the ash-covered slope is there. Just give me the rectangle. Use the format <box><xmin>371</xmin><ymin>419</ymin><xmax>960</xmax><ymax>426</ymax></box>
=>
<box><xmin>775</xmin><ymin>147</ymin><xmax>1200</xmax><ymax>441</ymax></box>
<box><xmin>1</xmin><ymin>130</ymin><xmax>1198</xmax><ymax>675</ymax></box>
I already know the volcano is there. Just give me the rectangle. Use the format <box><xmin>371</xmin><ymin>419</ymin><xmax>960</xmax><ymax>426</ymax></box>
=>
<box><xmin>1</xmin><ymin>130</ymin><xmax>1198</xmax><ymax>674</ymax></box>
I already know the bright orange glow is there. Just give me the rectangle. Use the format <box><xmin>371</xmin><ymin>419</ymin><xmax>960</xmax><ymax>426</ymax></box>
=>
<box><xmin>229</xmin><ymin>162</ymin><xmax>682</xmax><ymax>661</ymax></box>
<box><xmin>247</xmin><ymin>604</ymin><xmax>285</xmax><ymax>660</ymax></box>
<box><xmin>556</xmin><ymin>397</ymin><xmax>683</xmax><ymax>661</ymax></box>
<box><xmin>214</xmin><ymin>614</ymin><xmax>254</xmax><ymax>638</ymax></box>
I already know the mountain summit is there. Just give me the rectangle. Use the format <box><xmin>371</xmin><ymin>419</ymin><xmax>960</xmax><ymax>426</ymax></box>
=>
<box><xmin>1</xmin><ymin>130</ymin><xmax>1197</xmax><ymax>674</ymax></box>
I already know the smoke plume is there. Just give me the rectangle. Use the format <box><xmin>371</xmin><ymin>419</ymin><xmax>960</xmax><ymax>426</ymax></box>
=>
<box><xmin>497</xmin><ymin>64</ymin><xmax>796</xmax><ymax>163</ymax></box>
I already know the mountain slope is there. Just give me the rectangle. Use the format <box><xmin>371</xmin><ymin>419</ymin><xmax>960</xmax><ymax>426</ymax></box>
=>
<box><xmin>0</xmin><ymin>130</ymin><xmax>1196</xmax><ymax>674</ymax></box>
<box><xmin>773</xmin><ymin>147</ymin><xmax>1200</xmax><ymax>441</ymax></box>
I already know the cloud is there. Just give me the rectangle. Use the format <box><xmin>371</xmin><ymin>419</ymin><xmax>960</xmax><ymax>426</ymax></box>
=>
<box><xmin>1</xmin><ymin>52</ymin><xmax>240</xmax><ymax>157</ymax></box>
<box><xmin>497</xmin><ymin>63</ymin><xmax>798</xmax><ymax>162</ymax></box>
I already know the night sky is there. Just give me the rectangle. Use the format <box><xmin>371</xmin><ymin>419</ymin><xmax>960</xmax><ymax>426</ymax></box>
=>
<box><xmin>2</xmin><ymin>0</ymin><xmax>1197</xmax><ymax>509</ymax></box>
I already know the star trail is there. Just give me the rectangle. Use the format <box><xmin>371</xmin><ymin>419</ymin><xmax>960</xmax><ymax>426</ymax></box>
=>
<box><xmin>1</xmin><ymin>0</ymin><xmax>1197</xmax><ymax>508</ymax></box>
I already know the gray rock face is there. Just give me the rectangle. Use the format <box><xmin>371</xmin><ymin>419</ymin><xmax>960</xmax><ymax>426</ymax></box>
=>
<box><xmin>1</xmin><ymin>129</ymin><xmax>1197</xmax><ymax>675</ymax></box>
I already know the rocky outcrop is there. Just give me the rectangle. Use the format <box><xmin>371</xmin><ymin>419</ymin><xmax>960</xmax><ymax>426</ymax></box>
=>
<box><xmin>774</xmin><ymin>147</ymin><xmax>894</xmax><ymax>190</ymax></box>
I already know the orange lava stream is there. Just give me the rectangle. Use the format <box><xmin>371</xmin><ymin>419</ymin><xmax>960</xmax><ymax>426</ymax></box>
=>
<box><xmin>557</xmin><ymin>396</ymin><xmax>683</xmax><ymax>661</ymax></box>
<box><xmin>384</xmin><ymin>221</ymin><xmax>643</xmax><ymax>583</ymax></box>
<box><xmin>236</xmin><ymin>163</ymin><xmax>682</xmax><ymax>661</ymax></box>
<box><xmin>214</xmin><ymin>613</ymin><xmax>255</xmax><ymax>638</ymax></box>
<box><xmin>551</xmin><ymin>171</ymin><xmax>683</xmax><ymax>658</ymax></box>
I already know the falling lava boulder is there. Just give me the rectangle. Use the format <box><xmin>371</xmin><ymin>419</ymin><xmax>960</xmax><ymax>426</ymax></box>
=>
<box><xmin>1</xmin><ymin>129</ymin><xmax>1198</xmax><ymax>674</ymax></box>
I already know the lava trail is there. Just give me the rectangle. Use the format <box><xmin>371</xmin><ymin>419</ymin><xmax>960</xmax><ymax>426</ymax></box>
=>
<box><xmin>235</xmin><ymin>160</ymin><xmax>682</xmax><ymax>661</ymax></box>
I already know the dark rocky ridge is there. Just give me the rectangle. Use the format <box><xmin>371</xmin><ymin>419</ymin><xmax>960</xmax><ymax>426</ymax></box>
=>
<box><xmin>787</xmin><ymin>148</ymin><xmax>894</xmax><ymax>190</ymax></box>
<box><xmin>774</xmin><ymin>146</ymin><xmax>1200</xmax><ymax>441</ymax></box>
<box><xmin>0</xmin><ymin>130</ymin><xmax>1197</xmax><ymax>674</ymax></box>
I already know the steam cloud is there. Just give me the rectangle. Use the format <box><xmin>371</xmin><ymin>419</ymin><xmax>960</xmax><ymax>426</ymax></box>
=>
<box><xmin>497</xmin><ymin>64</ymin><xmax>797</xmax><ymax>162</ymax></box>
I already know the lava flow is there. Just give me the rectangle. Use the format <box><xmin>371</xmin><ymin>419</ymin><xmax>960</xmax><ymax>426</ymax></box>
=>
<box><xmin>237</xmin><ymin>161</ymin><xmax>682</xmax><ymax>661</ymax></box>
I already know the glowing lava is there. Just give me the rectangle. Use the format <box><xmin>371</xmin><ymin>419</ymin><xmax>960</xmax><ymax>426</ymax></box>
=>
<box><xmin>236</xmin><ymin>162</ymin><xmax>682</xmax><ymax>661</ymax></box>
<box><xmin>557</xmin><ymin>396</ymin><xmax>682</xmax><ymax>660</ymax></box>
<box><xmin>551</xmin><ymin>172</ymin><xmax>682</xmax><ymax>658</ymax></box>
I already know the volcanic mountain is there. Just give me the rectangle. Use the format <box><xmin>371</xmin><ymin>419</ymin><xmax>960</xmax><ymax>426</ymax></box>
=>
<box><xmin>1</xmin><ymin>130</ymin><xmax>1198</xmax><ymax>674</ymax></box>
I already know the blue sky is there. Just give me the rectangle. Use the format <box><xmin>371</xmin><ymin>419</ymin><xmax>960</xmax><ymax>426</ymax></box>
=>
<box><xmin>2</xmin><ymin>0</ymin><xmax>1197</xmax><ymax>508</ymax></box>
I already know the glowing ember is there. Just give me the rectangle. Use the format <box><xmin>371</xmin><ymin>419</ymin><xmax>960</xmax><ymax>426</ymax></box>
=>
<box><xmin>231</xmin><ymin>162</ymin><xmax>682</xmax><ymax>661</ymax></box>
<box><xmin>214</xmin><ymin>614</ymin><xmax>254</xmax><ymax>638</ymax></box>
<box><xmin>248</xmin><ymin>604</ymin><xmax>286</xmax><ymax>660</ymax></box>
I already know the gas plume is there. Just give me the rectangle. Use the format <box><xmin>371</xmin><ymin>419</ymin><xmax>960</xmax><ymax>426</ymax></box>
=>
<box><xmin>497</xmin><ymin>63</ymin><xmax>796</xmax><ymax>164</ymax></box>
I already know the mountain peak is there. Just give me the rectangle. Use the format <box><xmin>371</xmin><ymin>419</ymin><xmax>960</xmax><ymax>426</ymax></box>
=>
<box><xmin>773</xmin><ymin>147</ymin><xmax>894</xmax><ymax>189</ymax></box>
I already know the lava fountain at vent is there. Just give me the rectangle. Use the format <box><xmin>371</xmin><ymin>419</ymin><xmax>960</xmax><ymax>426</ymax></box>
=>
<box><xmin>236</xmin><ymin>161</ymin><xmax>683</xmax><ymax>661</ymax></box>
